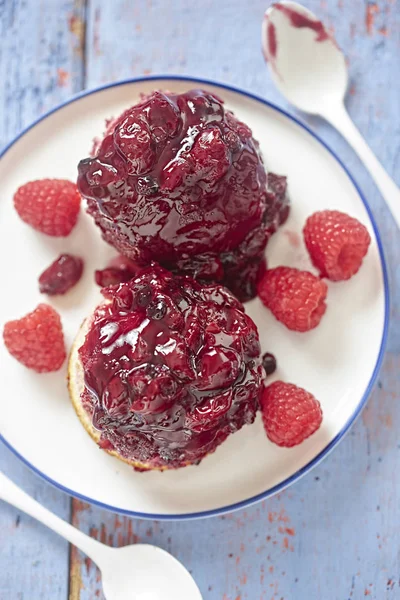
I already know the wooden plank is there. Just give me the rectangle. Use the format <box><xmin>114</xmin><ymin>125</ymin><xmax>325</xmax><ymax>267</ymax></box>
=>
<box><xmin>0</xmin><ymin>447</ymin><xmax>72</xmax><ymax>600</ymax></box>
<box><xmin>70</xmin><ymin>1</ymin><xmax>400</xmax><ymax>599</ymax></box>
<box><xmin>0</xmin><ymin>0</ymin><xmax>87</xmax><ymax>147</ymax></box>
<box><xmin>0</xmin><ymin>1</ymin><xmax>86</xmax><ymax>599</ymax></box>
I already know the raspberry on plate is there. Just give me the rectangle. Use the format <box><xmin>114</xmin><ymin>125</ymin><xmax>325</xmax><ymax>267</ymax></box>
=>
<box><xmin>14</xmin><ymin>179</ymin><xmax>81</xmax><ymax>237</ymax></box>
<box><xmin>257</xmin><ymin>266</ymin><xmax>328</xmax><ymax>332</ymax></box>
<box><xmin>3</xmin><ymin>304</ymin><xmax>66</xmax><ymax>372</ymax></box>
<box><xmin>39</xmin><ymin>254</ymin><xmax>84</xmax><ymax>295</ymax></box>
<box><xmin>78</xmin><ymin>89</ymin><xmax>290</xmax><ymax>301</ymax></box>
<box><xmin>69</xmin><ymin>265</ymin><xmax>263</xmax><ymax>470</ymax></box>
<box><xmin>303</xmin><ymin>210</ymin><xmax>371</xmax><ymax>281</ymax></box>
<box><xmin>261</xmin><ymin>381</ymin><xmax>322</xmax><ymax>447</ymax></box>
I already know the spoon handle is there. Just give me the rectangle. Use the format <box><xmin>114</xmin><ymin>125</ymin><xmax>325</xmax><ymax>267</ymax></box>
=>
<box><xmin>320</xmin><ymin>103</ymin><xmax>400</xmax><ymax>230</ymax></box>
<box><xmin>0</xmin><ymin>472</ymin><xmax>108</xmax><ymax>564</ymax></box>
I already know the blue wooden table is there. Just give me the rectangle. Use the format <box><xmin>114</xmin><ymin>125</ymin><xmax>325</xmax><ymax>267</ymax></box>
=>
<box><xmin>1</xmin><ymin>1</ymin><xmax>399</xmax><ymax>598</ymax></box>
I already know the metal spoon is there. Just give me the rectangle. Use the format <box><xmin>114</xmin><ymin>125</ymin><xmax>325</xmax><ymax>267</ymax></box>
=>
<box><xmin>0</xmin><ymin>472</ymin><xmax>203</xmax><ymax>600</ymax></box>
<box><xmin>262</xmin><ymin>0</ymin><xmax>400</xmax><ymax>229</ymax></box>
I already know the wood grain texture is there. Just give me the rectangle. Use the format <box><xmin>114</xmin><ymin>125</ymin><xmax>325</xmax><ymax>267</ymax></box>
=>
<box><xmin>1</xmin><ymin>0</ymin><xmax>400</xmax><ymax>599</ymax></box>
<box><xmin>0</xmin><ymin>449</ymin><xmax>71</xmax><ymax>600</ymax></box>
<box><xmin>0</xmin><ymin>1</ymin><xmax>86</xmax><ymax>599</ymax></box>
<box><xmin>0</xmin><ymin>0</ymin><xmax>87</xmax><ymax>148</ymax></box>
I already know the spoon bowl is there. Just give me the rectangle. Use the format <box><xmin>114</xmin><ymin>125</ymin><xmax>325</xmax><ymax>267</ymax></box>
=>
<box><xmin>262</xmin><ymin>1</ymin><xmax>347</xmax><ymax>113</ymax></box>
<box><xmin>262</xmin><ymin>0</ymin><xmax>400</xmax><ymax>229</ymax></box>
<box><xmin>0</xmin><ymin>472</ymin><xmax>203</xmax><ymax>600</ymax></box>
<box><xmin>101</xmin><ymin>544</ymin><xmax>203</xmax><ymax>600</ymax></box>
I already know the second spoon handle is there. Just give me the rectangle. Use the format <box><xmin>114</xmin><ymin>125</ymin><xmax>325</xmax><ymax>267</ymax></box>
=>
<box><xmin>0</xmin><ymin>472</ymin><xmax>108</xmax><ymax>564</ymax></box>
<box><xmin>320</xmin><ymin>102</ymin><xmax>400</xmax><ymax>230</ymax></box>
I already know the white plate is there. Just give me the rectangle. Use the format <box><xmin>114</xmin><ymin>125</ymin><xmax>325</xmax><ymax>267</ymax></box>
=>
<box><xmin>0</xmin><ymin>77</ymin><xmax>389</xmax><ymax>519</ymax></box>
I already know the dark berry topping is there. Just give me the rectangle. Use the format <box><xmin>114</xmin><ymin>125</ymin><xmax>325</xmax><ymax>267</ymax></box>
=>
<box><xmin>78</xmin><ymin>266</ymin><xmax>263</xmax><ymax>468</ymax></box>
<box><xmin>78</xmin><ymin>90</ymin><xmax>289</xmax><ymax>301</ymax></box>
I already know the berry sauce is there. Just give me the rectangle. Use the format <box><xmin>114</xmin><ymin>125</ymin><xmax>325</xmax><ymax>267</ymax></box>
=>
<box><xmin>78</xmin><ymin>89</ymin><xmax>289</xmax><ymax>302</ymax></box>
<box><xmin>39</xmin><ymin>254</ymin><xmax>83</xmax><ymax>295</ymax></box>
<box><xmin>274</xmin><ymin>3</ymin><xmax>330</xmax><ymax>42</ymax></box>
<box><xmin>95</xmin><ymin>255</ymin><xmax>142</xmax><ymax>288</ymax></box>
<box><xmin>78</xmin><ymin>266</ymin><xmax>263</xmax><ymax>469</ymax></box>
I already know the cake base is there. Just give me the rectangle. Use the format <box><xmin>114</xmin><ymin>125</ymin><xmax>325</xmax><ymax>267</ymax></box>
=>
<box><xmin>68</xmin><ymin>318</ymin><xmax>174</xmax><ymax>472</ymax></box>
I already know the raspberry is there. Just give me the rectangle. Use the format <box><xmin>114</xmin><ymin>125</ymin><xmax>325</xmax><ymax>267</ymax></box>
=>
<box><xmin>39</xmin><ymin>254</ymin><xmax>84</xmax><ymax>295</ymax></box>
<box><xmin>303</xmin><ymin>210</ymin><xmax>371</xmax><ymax>281</ymax></box>
<box><xmin>257</xmin><ymin>267</ymin><xmax>327</xmax><ymax>332</ymax></box>
<box><xmin>3</xmin><ymin>304</ymin><xmax>66</xmax><ymax>372</ymax></box>
<box><xmin>14</xmin><ymin>179</ymin><xmax>81</xmax><ymax>236</ymax></box>
<box><xmin>261</xmin><ymin>381</ymin><xmax>322</xmax><ymax>447</ymax></box>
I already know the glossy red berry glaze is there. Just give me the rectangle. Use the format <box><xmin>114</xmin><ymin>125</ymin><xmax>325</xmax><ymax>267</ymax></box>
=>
<box><xmin>78</xmin><ymin>266</ymin><xmax>263</xmax><ymax>469</ymax></box>
<box><xmin>78</xmin><ymin>89</ymin><xmax>289</xmax><ymax>301</ymax></box>
<box><xmin>39</xmin><ymin>254</ymin><xmax>84</xmax><ymax>295</ymax></box>
<box><xmin>95</xmin><ymin>255</ymin><xmax>142</xmax><ymax>288</ymax></box>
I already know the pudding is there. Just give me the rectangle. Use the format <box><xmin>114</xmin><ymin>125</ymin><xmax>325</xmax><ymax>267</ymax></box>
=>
<box><xmin>68</xmin><ymin>266</ymin><xmax>263</xmax><ymax>470</ymax></box>
<box><xmin>78</xmin><ymin>89</ymin><xmax>289</xmax><ymax>301</ymax></box>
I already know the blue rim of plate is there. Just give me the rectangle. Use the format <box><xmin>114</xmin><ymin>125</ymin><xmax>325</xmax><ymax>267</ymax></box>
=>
<box><xmin>0</xmin><ymin>75</ymin><xmax>390</xmax><ymax>520</ymax></box>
